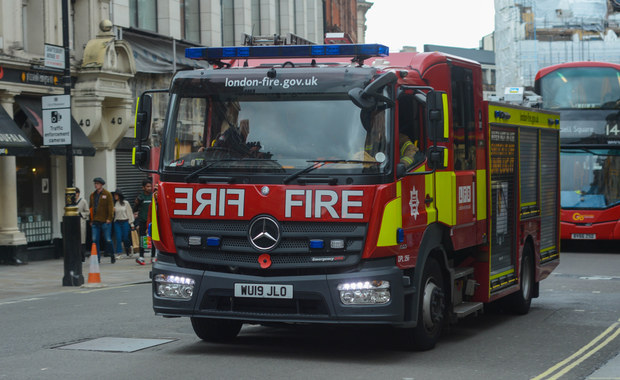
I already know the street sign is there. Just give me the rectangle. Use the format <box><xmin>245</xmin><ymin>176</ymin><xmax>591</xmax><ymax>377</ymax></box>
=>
<box><xmin>44</xmin><ymin>44</ymin><xmax>65</xmax><ymax>69</ymax></box>
<box><xmin>42</xmin><ymin>95</ymin><xmax>71</xmax><ymax>146</ymax></box>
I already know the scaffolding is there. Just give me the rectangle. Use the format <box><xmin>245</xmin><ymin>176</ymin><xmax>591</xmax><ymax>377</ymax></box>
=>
<box><xmin>495</xmin><ymin>0</ymin><xmax>620</xmax><ymax>90</ymax></box>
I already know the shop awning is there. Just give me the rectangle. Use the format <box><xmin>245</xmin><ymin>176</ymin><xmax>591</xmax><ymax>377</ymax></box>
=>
<box><xmin>123</xmin><ymin>29</ymin><xmax>209</xmax><ymax>74</ymax></box>
<box><xmin>15</xmin><ymin>97</ymin><xmax>96</xmax><ymax>157</ymax></box>
<box><xmin>0</xmin><ymin>106</ymin><xmax>34</xmax><ymax>156</ymax></box>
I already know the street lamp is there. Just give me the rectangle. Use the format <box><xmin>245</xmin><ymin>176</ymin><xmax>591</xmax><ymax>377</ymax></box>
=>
<box><xmin>61</xmin><ymin>0</ymin><xmax>83</xmax><ymax>286</ymax></box>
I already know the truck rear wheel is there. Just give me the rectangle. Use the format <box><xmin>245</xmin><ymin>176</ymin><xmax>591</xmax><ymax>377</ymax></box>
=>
<box><xmin>404</xmin><ymin>257</ymin><xmax>446</xmax><ymax>351</ymax></box>
<box><xmin>507</xmin><ymin>244</ymin><xmax>534</xmax><ymax>315</ymax></box>
<box><xmin>191</xmin><ymin>317</ymin><xmax>242</xmax><ymax>342</ymax></box>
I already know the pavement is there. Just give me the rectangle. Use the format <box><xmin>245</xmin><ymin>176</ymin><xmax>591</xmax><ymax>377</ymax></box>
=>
<box><xmin>0</xmin><ymin>253</ymin><xmax>152</xmax><ymax>301</ymax></box>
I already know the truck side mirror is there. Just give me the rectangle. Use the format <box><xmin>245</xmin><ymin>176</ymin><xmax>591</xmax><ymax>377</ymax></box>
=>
<box><xmin>426</xmin><ymin>90</ymin><xmax>447</xmax><ymax>142</ymax></box>
<box><xmin>349</xmin><ymin>71</ymin><xmax>398</xmax><ymax>110</ymax></box>
<box><xmin>132</xmin><ymin>89</ymin><xmax>167</xmax><ymax>174</ymax></box>
<box><xmin>428</xmin><ymin>146</ymin><xmax>447</xmax><ymax>170</ymax></box>
<box><xmin>135</xmin><ymin>93</ymin><xmax>153</xmax><ymax>144</ymax></box>
<box><xmin>132</xmin><ymin>145</ymin><xmax>151</xmax><ymax>168</ymax></box>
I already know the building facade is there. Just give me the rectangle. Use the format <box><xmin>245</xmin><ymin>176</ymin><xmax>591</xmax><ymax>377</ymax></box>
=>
<box><xmin>0</xmin><ymin>0</ymin><xmax>372</xmax><ymax>263</ymax></box>
<box><xmin>495</xmin><ymin>0</ymin><xmax>620</xmax><ymax>90</ymax></box>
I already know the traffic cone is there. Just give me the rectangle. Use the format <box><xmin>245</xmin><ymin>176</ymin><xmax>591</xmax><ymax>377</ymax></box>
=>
<box><xmin>85</xmin><ymin>243</ymin><xmax>103</xmax><ymax>287</ymax></box>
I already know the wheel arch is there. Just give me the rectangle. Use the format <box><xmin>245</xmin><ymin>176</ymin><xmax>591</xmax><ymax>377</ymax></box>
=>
<box><xmin>408</xmin><ymin>223</ymin><xmax>451</xmax><ymax>325</ymax></box>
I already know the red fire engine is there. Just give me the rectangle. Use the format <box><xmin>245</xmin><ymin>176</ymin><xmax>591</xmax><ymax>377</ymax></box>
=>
<box><xmin>133</xmin><ymin>43</ymin><xmax>560</xmax><ymax>350</ymax></box>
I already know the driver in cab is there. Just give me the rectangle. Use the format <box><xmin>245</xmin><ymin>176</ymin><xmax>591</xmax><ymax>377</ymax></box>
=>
<box><xmin>361</xmin><ymin>110</ymin><xmax>419</xmax><ymax>169</ymax></box>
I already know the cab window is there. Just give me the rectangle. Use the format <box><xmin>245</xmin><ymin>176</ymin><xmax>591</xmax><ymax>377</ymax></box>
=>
<box><xmin>398</xmin><ymin>94</ymin><xmax>425</xmax><ymax>169</ymax></box>
<box><xmin>451</xmin><ymin>66</ymin><xmax>476</xmax><ymax>171</ymax></box>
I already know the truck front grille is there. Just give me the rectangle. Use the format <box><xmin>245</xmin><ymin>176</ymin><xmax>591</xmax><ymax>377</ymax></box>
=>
<box><xmin>170</xmin><ymin>219</ymin><xmax>366</xmax><ymax>271</ymax></box>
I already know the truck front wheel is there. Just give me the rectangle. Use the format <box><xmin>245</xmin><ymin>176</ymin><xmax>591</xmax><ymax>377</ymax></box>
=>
<box><xmin>403</xmin><ymin>257</ymin><xmax>446</xmax><ymax>351</ymax></box>
<box><xmin>191</xmin><ymin>317</ymin><xmax>242</xmax><ymax>342</ymax></box>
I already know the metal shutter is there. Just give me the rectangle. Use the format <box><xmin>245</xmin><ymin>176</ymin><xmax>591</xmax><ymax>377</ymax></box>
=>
<box><xmin>519</xmin><ymin>129</ymin><xmax>538</xmax><ymax>210</ymax></box>
<box><xmin>115</xmin><ymin>148</ymin><xmax>144</xmax><ymax>206</ymax></box>
<box><xmin>540</xmin><ymin>129</ymin><xmax>559</xmax><ymax>256</ymax></box>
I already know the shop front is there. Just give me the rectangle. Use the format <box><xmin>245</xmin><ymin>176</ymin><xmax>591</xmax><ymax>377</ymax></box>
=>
<box><xmin>11</xmin><ymin>96</ymin><xmax>95</xmax><ymax>260</ymax></box>
<box><xmin>0</xmin><ymin>104</ymin><xmax>34</xmax><ymax>264</ymax></box>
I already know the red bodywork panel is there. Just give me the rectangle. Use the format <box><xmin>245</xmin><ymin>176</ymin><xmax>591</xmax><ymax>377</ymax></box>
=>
<box><xmin>153</xmin><ymin>182</ymin><xmax>401</xmax><ymax>260</ymax></box>
<box><xmin>561</xmin><ymin>207</ymin><xmax>620</xmax><ymax>240</ymax></box>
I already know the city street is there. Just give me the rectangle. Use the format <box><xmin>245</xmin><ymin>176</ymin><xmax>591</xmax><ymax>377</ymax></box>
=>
<box><xmin>0</xmin><ymin>249</ymin><xmax>619</xmax><ymax>379</ymax></box>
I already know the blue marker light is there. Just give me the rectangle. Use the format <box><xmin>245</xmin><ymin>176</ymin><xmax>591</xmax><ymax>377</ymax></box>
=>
<box><xmin>186</xmin><ymin>44</ymin><xmax>389</xmax><ymax>61</ymax></box>
<box><xmin>309</xmin><ymin>239</ymin><xmax>325</xmax><ymax>249</ymax></box>
<box><xmin>206</xmin><ymin>237</ymin><xmax>221</xmax><ymax>247</ymax></box>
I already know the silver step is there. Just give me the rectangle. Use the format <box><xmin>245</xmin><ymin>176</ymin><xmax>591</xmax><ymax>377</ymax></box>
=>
<box><xmin>454</xmin><ymin>302</ymin><xmax>484</xmax><ymax>318</ymax></box>
<box><xmin>453</xmin><ymin>266</ymin><xmax>474</xmax><ymax>279</ymax></box>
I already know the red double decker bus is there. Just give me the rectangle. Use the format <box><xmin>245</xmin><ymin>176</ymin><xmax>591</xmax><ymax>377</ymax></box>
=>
<box><xmin>535</xmin><ymin>62</ymin><xmax>620</xmax><ymax>242</ymax></box>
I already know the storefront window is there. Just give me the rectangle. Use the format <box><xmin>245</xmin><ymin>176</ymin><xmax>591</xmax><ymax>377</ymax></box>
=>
<box><xmin>16</xmin><ymin>150</ymin><xmax>53</xmax><ymax>245</ymax></box>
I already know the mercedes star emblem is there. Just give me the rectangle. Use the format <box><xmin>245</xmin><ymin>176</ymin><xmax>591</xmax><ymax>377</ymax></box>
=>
<box><xmin>248</xmin><ymin>215</ymin><xmax>281</xmax><ymax>251</ymax></box>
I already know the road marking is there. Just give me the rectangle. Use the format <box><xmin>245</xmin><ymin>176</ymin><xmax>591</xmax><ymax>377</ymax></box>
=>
<box><xmin>531</xmin><ymin>319</ymin><xmax>620</xmax><ymax>380</ymax></box>
<box><xmin>0</xmin><ymin>297</ymin><xmax>43</xmax><ymax>306</ymax></box>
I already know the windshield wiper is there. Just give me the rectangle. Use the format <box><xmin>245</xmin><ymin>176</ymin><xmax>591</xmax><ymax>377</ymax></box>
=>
<box><xmin>282</xmin><ymin>159</ymin><xmax>380</xmax><ymax>184</ymax></box>
<box><xmin>184</xmin><ymin>158</ymin><xmax>280</xmax><ymax>182</ymax></box>
<box><xmin>184</xmin><ymin>160</ymin><xmax>223</xmax><ymax>182</ymax></box>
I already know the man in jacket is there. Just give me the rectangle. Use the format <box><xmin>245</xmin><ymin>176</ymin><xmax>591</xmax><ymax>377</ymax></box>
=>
<box><xmin>90</xmin><ymin>177</ymin><xmax>115</xmax><ymax>263</ymax></box>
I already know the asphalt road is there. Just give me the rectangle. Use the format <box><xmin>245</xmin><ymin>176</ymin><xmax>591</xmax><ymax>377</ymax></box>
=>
<box><xmin>0</xmin><ymin>249</ymin><xmax>618</xmax><ymax>380</ymax></box>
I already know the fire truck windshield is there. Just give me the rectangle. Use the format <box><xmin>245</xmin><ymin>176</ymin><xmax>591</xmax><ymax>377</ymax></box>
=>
<box><xmin>560</xmin><ymin>148</ymin><xmax>620</xmax><ymax>209</ymax></box>
<box><xmin>162</xmin><ymin>92</ymin><xmax>392</xmax><ymax>180</ymax></box>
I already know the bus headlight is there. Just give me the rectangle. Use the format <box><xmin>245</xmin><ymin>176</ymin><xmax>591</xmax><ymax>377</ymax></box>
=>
<box><xmin>154</xmin><ymin>274</ymin><xmax>195</xmax><ymax>299</ymax></box>
<box><xmin>337</xmin><ymin>280</ymin><xmax>390</xmax><ymax>304</ymax></box>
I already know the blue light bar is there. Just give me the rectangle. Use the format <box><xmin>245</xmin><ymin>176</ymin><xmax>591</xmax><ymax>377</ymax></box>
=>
<box><xmin>186</xmin><ymin>44</ymin><xmax>389</xmax><ymax>61</ymax></box>
<box><xmin>206</xmin><ymin>237</ymin><xmax>221</xmax><ymax>247</ymax></box>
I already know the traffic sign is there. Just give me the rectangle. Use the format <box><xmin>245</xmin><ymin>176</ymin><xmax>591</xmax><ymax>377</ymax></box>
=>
<box><xmin>44</xmin><ymin>44</ymin><xmax>65</xmax><ymax>69</ymax></box>
<box><xmin>42</xmin><ymin>95</ymin><xmax>71</xmax><ymax>146</ymax></box>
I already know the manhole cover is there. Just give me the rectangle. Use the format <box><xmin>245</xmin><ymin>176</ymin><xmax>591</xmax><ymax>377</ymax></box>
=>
<box><xmin>57</xmin><ymin>337</ymin><xmax>174</xmax><ymax>352</ymax></box>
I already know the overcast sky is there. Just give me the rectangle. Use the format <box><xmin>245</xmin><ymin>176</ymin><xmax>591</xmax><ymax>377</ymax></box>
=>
<box><xmin>364</xmin><ymin>0</ymin><xmax>496</xmax><ymax>52</ymax></box>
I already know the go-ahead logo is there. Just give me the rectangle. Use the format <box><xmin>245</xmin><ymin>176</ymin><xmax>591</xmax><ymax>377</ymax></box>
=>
<box><xmin>572</xmin><ymin>212</ymin><xmax>594</xmax><ymax>221</ymax></box>
<box><xmin>248</xmin><ymin>215</ymin><xmax>281</xmax><ymax>251</ymax></box>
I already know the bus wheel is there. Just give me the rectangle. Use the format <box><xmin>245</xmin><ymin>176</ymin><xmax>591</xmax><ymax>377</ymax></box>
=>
<box><xmin>407</xmin><ymin>257</ymin><xmax>446</xmax><ymax>351</ymax></box>
<box><xmin>191</xmin><ymin>317</ymin><xmax>242</xmax><ymax>342</ymax></box>
<box><xmin>507</xmin><ymin>245</ymin><xmax>534</xmax><ymax>315</ymax></box>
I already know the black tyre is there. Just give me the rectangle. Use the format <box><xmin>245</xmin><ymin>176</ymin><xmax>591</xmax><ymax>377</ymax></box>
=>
<box><xmin>507</xmin><ymin>244</ymin><xmax>534</xmax><ymax>315</ymax></box>
<box><xmin>191</xmin><ymin>317</ymin><xmax>242</xmax><ymax>342</ymax></box>
<box><xmin>405</xmin><ymin>257</ymin><xmax>446</xmax><ymax>351</ymax></box>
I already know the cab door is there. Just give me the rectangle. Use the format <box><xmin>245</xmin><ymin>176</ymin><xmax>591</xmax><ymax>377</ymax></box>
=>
<box><xmin>397</xmin><ymin>94</ymin><xmax>429</xmax><ymax>267</ymax></box>
<box><xmin>451</xmin><ymin>66</ymin><xmax>477</xmax><ymax>247</ymax></box>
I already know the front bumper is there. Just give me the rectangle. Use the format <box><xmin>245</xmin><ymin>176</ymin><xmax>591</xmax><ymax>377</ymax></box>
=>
<box><xmin>152</xmin><ymin>256</ymin><xmax>408</xmax><ymax>325</ymax></box>
<box><xmin>560</xmin><ymin>220</ymin><xmax>620</xmax><ymax>240</ymax></box>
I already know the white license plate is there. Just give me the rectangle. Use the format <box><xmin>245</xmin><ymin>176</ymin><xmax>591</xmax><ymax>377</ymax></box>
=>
<box><xmin>571</xmin><ymin>233</ymin><xmax>596</xmax><ymax>240</ymax></box>
<box><xmin>234</xmin><ymin>283</ymin><xmax>293</xmax><ymax>299</ymax></box>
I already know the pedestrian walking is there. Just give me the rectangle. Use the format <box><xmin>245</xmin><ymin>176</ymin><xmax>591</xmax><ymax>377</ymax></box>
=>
<box><xmin>133</xmin><ymin>178</ymin><xmax>152</xmax><ymax>265</ymax></box>
<box><xmin>75</xmin><ymin>187</ymin><xmax>90</xmax><ymax>261</ymax></box>
<box><xmin>89</xmin><ymin>177</ymin><xmax>115</xmax><ymax>263</ymax></box>
<box><xmin>113</xmin><ymin>189</ymin><xmax>135</xmax><ymax>260</ymax></box>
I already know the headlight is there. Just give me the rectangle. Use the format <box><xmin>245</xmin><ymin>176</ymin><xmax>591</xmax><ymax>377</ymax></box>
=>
<box><xmin>337</xmin><ymin>280</ymin><xmax>390</xmax><ymax>304</ymax></box>
<box><xmin>154</xmin><ymin>274</ymin><xmax>195</xmax><ymax>299</ymax></box>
